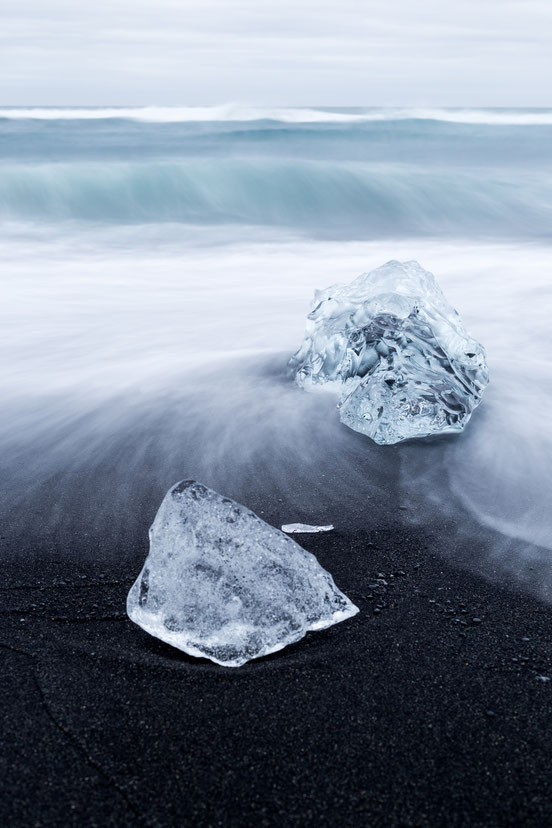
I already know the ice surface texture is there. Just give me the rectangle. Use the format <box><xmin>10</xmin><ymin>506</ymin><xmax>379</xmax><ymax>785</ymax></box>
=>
<box><xmin>127</xmin><ymin>481</ymin><xmax>358</xmax><ymax>667</ymax></box>
<box><xmin>288</xmin><ymin>260</ymin><xmax>489</xmax><ymax>445</ymax></box>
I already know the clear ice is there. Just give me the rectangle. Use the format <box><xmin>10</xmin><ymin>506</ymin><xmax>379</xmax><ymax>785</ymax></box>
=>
<box><xmin>288</xmin><ymin>260</ymin><xmax>489</xmax><ymax>445</ymax></box>
<box><xmin>127</xmin><ymin>481</ymin><xmax>358</xmax><ymax>667</ymax></box>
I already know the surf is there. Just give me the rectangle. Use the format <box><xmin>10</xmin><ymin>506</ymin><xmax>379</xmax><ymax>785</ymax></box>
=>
<box><xmin>2</xmin><ymin>105</ymin><xmax>552</xmax><ymax>125</ymax></box>
<box><xmin>1</xmin><ymin>158</ymin><xmax>551</xmax><ymax>238</ymax></box>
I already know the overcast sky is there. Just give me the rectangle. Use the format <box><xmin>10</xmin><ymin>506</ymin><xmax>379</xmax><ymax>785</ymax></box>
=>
<box><xmin>1</xmin><ymin>0</ymin><xmax>551</xmax><ymax>106</ymax></box>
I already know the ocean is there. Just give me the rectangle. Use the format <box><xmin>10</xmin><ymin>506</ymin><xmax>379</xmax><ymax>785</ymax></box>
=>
<box><xmin>1</xmin><ymin>106</ymin><xmax>551</xmax><ymax>598</ymax></box>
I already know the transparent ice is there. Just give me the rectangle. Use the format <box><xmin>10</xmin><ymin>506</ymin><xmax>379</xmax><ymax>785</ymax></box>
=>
<box><xmin>127</xmin><ymin>481</ymin><xmax>358</xmax><ymax>667</ymax></box>
<box><xmin>288</xmin><ymin>260</ymin><xmax>489</xmax><ymax>445</ymax></box>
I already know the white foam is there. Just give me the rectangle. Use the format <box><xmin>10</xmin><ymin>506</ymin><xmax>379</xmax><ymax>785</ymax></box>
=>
<box><xmin>0</xmin><ymin>105</ymin><xmax>369</xmax><ymax>123</ymax></box>
<box><xmin>1</xmin><ymin>105</ymin><xmax>552</xmax><ymax>125</ymax></box>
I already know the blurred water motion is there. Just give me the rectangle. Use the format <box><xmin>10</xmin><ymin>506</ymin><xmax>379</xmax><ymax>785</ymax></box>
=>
<box><xmin>1</xmin><ymin>109</ymin><xmax>551</xmax><ymax>599</ymax></box>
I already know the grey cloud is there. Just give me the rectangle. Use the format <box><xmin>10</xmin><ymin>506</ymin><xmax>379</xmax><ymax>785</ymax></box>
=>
<box><xmin>1</xmin><ymin>0</ymin><xmax>551</xmax><ymax>105</ymax></box>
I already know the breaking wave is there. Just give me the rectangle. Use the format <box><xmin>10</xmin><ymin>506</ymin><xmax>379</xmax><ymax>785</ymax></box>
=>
<box><xmin>2</xmin><ymin>106</ymin><xmax>552</xmax><ymax>125</ymax></box>
<box><xmin>1</xmin><ymin>159</ymin><xmax>551</xmax><ymax>237</ymax></box>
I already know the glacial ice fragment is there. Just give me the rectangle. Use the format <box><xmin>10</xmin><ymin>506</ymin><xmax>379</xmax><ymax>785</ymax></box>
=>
<box><xmin>127</xmin><ymin>481</ymin><xmax>358</xmax><ymax>667</ymax></box>
<box><xmin>282</xmin><ymin>523</ymin><xmax>334</xmax><ymax>533</ymax></box>
<box><xmin>288</xmin><ymin>260</ymin><xmax>489</xmax><ymax>444</ymax></box>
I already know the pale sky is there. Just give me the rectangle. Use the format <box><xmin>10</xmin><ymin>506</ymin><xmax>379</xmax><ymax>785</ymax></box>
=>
<box><xmin>1</xmin><ymin>0</ymin><xmax>551</xmax><ymax>106</ymax></box>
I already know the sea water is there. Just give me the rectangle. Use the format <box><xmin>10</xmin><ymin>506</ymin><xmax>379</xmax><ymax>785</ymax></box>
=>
<box><xmin>1</xmin><ymin>107</ymin><xmax>551</xmax><ymax>598</ymax></box>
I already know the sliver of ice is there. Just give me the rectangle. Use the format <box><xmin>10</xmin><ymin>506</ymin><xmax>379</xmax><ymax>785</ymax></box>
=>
<box><xmin>127</xmin><ymin>481</ymin><xmax>357</xmax><ymax>667</ymax></box>
<box><xmin>282</xmin><ymin>523</ymin><xmax>334</xmax><ymax>533</ymax></box>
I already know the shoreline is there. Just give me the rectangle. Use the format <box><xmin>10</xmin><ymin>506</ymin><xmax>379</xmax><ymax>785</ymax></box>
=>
<box><xmin>2</xmin><ymin>523</ymin><xmax>551</xmax><ymax>826</ymax></box>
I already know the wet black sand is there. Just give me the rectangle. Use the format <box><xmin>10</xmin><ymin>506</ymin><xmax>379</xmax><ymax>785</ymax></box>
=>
<box><xmin>1</xmin><ymin>525</ymin><xmax>552</xmax><ymax>827</ymax></box>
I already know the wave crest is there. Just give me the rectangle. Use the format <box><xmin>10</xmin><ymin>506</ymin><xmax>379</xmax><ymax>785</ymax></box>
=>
<box><xmin>2</xmin><ymin>106</ymin><xmax>552</xmax><ymax>126</ymax></box>
<box><xmin>0</xmin><ymin>159</ymin><xmax>550</xmax><ymax>237</ymax></box>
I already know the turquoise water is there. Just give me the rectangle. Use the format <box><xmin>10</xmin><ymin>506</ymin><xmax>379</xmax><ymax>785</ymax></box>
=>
<box><xmin>1</xmin><ymin>107</ymin><xmax>552</xmax><ymax>235</ymax></box>
<box><xmin>1</xmin><ymin>107</ymin><xmax>551</xmax><ymax>597</ymax></box>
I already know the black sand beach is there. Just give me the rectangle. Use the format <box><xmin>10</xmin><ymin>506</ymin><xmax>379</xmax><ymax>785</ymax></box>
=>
<box><xmin>2</xmin><ymin>523</ymin><xmax>551</xmax><ymax>827</ymax></box>
<box><xmin>3</xmin><ymin>9</ymin><xmax>552</xmax><ymax>825</ymax></box>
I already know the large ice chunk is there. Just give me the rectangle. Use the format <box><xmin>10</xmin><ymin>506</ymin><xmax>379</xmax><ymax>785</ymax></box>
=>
<box><xmin>127</xmin><ymin>481</ymin><xmax>358</xmax><ymax>667</ymax></box>
<box><xmin>288</xmin><ymin>260</ymin><xmax>489</xmax><ymax>445</ymax></box>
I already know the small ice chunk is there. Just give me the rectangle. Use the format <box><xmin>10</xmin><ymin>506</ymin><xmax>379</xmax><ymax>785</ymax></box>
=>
<box><xmin>127</xmin><ymin>481</ymin><xmax>357</xmax><ymax>667</ymax></box>
<box><xmin>282</xmin><ymin>523</ymin><xmax>334</xmax><ymax>534</ymax></box>
<box><xmin>288</xmin><ymin>260</ymin><xmax>489</xmax><ymax>445</ymax></box>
